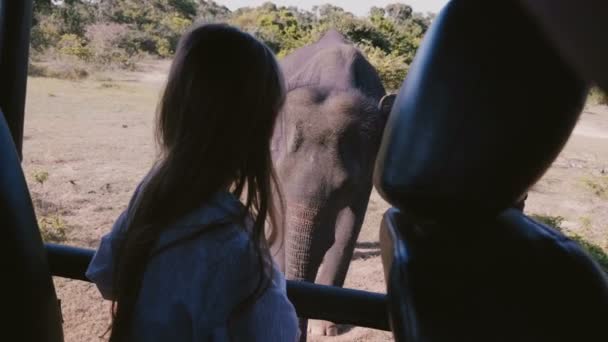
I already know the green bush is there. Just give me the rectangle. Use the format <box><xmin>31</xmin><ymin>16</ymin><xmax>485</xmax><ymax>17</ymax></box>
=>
<box><xmin>154</xmin><ymin>37</ymin><xmax>173</xmax><ymax>58</ymax></box>
<box><xmin>30</xmin><ymin>1</ymin><xmax>433</xmax><ymax>81</ymax></box>
<box><xmin>156</xmin><ymin>13</ymin><xmax>193</xmax><ymax>56</ymax></box>
<box><xmin>358</xmin><ymin>42</ymin><xmax>408</xmax><ymax>92</ymax></box>
<box><xmin>196</xmin><ymin>0</ymin><xmax>231</xmax><ymax>23</ymax></box>
<box><xmin>588</xmin><ymin>87</ymin><xmax>608</xmax><ymax>105</ymax></box>
<box><xmin>104</xmin><ymin>1</ymin><xmax>194</xmax><ymax>57</ymax></box>
<box><xmin>85</xmin><ymin>23</ymin><xmax>141</xmax><ymax>69</ymax></box>
<box><xmin>33</xmin><ymin>170</ymin><xmax>49</xmax><ymax>186</ymax></box>
<box><xmin>530</xmin><ymin>214</ymin><xmax>565</xmax><ymax>229</ymax></box>
<box><xmin>31</xmin><ymin>1</ymin><xmax>97</xmax><ymax>51</ymax></box>
<box><xmin>30</xmin><ymin>13</ymin><xmax>64</xmax><ymax>51</ymax></box>
<box><xmin>231</xmin><ymin>7</ymin><xmax>310</xmax><ymax>55</ymax></box>
<box><xmin>57</xmin><ymin>33</ymin><xmax>92</xmax><ymax>60</ymax></box>
<box><xmin>39</xmin><ymin>214</ymin><xmax>67</xmax><ymax>243</ymax></box>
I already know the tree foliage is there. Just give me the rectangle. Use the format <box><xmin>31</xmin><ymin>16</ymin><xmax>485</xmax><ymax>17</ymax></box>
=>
<box><xmin>31</xmin><ymin>1</ymin><xmax>433</xmax><ymax>88</ymax></box>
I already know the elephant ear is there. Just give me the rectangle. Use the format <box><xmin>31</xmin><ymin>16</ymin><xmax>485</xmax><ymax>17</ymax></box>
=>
<box><xmin>378</xmin><ymin>94</ymin><xmax>396</xmax><ymax>118</ymax></box>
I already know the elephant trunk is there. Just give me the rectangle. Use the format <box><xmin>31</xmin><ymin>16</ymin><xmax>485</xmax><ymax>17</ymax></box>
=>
<box><xmin>284</xmin><ymin>202</ymin><xmax>334</xmax><ymax>342</ymax></box>
<box><xmin>285</xmin><ymin>202</ymin><xmax>326</xmax><ymax>282</ymax></box>
<box><xmin>286</xmin><ymin>215</ymin><xmax>316</xmax><ymax>342</ymax></box>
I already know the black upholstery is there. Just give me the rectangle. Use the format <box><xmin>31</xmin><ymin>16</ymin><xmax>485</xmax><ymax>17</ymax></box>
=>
<box><xmin>1</xmin><ymin>0</ymin><xmax>63</xmax><ymax>339</ymax></box>
<box><xmin>379</xmin><ymin>209</ymin><xmax>418</xmax><ymax>342</ymax></box>
<box><xmin>374</xmin><ymin>0</ymin><xmax>586</xmax><ymax>222</ymax></box>
<box><xmin>375</xmin><ymin>0</ymin><xmax>608</xmax><ymax>340</ymax></box>
<box><xmin>0</xmin><ymin>0</ymin><xmax>34</xmax><ymax>158</ymax></box>
<box><xmin>0</xmin><ymin>110</ymin><xmax>63</xmax><ymax>341</ymax></box>
<box><xmin>380</xmin><ymin>208</ymin><xmax>608</xmax><ymax>341</ymax></box>
<box><xmin>0</xmin><ymin>1</ymin><xmax>5</xmax><ymax>53</ymax></box>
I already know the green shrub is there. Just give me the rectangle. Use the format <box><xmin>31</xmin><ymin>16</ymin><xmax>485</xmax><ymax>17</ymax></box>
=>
<box><xmin>31</xmin><ymin>1</ymin><xmax>96</xmax><ymax>49</ymax></box>
<box><xmin>530</xmin><ymin>214</ymin><xmax>565</xmax><ymax>230</ymax></box>
<box><xmin>30</xmin><ymin>13</ymin><xmax>63</xmax><ymax>51</ymax></box>
<box><xmin>155</xmin><ymin>37</ymin><xmax>173</xmax><ymax>58</ymax></box>
<box><xmin>157</xmin><ymin>13</ymin><xmax>193</xmax><ymax>56</ymax></box>
<box><xmin>163</xmin><ymin>13</ymin><xmax>192</xmax><ymax>33</ymax></box>
<box><xmin>58</xmin><ymin>34</ymin><xmax>92</xmax><ymax>60</ymax></box>
<box><xmin>588</xmin><ymin>87</ymin><xmax>608</xmax><ymax>105</ymax></box>
<box><xmin>39</xmin><ymin>214</ymin><xmax>67</xmax><ymax>243</ymax></box>
<box><xmin>358</xmin><ymin>42</ymin><xmax>408</xmax><ymax>92</ymax></box>
<box><xmin>85</xmin><ymin>23</ymin><xmax>141</xmax><ymax>70</ymax></box>
<box><xmin>33</xmin><ymin>170</ymin><xmax>49</xmax><ymax>186</ymax></box>
<box><xmin>30</xmin><ymin>1</ymin><xmax>433</xmax><ymax>74</ymax></box>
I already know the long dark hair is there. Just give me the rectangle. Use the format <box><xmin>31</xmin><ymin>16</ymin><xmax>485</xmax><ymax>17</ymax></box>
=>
<box><xmin>108</xmin><ymin>23</ymin><xmax>285</xmax><ymax>341</ymax></box>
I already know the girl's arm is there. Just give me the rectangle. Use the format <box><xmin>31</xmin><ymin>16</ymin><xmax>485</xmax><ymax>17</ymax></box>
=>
<box><xmin>85</xmin><ymin>180</ymin><xmax>145</xmax><ymax>299</ymax></box>
<box><xmin>85</xmin><ymin>210</ymin><xmax>128</xmax><ymax>300</ymax></box>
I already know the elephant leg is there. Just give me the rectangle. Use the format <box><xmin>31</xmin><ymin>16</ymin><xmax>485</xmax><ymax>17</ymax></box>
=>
<box><xmin>309</xmin><ymin>205</ymin><xmax>366</xmax><ymax>337</ymax></box>
<box><xmin>316</xmin><ymin>205</ymin><xmax>364</xmax><ymax>287</ymax></box>
<box><xmin>285</xmin><ymin>203</ymin><xmax>335</xmax><ymax>342</ymax></box>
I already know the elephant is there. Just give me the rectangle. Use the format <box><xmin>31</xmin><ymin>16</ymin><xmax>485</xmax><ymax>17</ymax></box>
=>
<box><xmin>271</xmin><ymin>29</ymin><xmax>395</xmax><ymax>338</ymax></box>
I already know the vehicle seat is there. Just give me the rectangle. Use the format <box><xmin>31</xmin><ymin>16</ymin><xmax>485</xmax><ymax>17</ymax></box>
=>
<box><xmin>375</xmin><ymin>0</ymin><xmax>608</xmax><ymax>341</ymax></box>
<box><xmin>0</xmin><ymin>109</ymin><xmax>63</xmax><ymax>340</ymax></box>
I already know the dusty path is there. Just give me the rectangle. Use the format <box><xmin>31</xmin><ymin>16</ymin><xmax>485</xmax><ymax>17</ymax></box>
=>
<box><xmin>22</xmin><ymin>60</ymin><xmax>607</xmax><ymax>341</ymax></box>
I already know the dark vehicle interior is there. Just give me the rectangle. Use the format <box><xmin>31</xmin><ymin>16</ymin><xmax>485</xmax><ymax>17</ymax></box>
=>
<box><xmin>1</xmin><ymin>1</ymin><xmax>607</xmax><ymax>341</ymax></box>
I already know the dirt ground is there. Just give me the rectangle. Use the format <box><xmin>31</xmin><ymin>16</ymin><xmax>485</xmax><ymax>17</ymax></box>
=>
<box><xmin>23</xmin><ymin>60</ymin><xmax>607</xmax><ymax>341</ymax></box>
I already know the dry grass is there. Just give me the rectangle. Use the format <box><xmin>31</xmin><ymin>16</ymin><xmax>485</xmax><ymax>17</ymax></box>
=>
<box><xmin>29</xmin><ymin>61</ymin><xmax>90</xmax><ymax>81</ymax></box>
<box><xmin>583</xmin><ymin>175</ymin><xmax>608</xmax><ymax>199</ymax></box>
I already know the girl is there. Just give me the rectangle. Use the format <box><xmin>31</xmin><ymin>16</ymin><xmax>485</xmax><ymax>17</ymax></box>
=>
<box><xmin>86</xmin><ymin>24</ymin><xmax>299</xmax><ymax>341</ymax></box>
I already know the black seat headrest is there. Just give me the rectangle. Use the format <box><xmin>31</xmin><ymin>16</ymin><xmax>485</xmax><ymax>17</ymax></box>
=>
<box><xmin>0</xmin><ymin>110</ymin><xmax>63</xmax><ymax>341</ymax></box>
<box><xmin>374</xmin><ymin>0</ymin><xmax>587</xmax><ymax>222</ymax></box>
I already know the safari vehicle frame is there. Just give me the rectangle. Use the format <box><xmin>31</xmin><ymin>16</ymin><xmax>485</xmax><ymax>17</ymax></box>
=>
<box><xmin>0</xmin><ymin>1</ymin><xmax>393</xmax><ymax>341</ymax></box>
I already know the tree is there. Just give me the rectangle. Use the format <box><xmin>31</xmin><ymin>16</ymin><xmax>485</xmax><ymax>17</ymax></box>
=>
<box><xmin>169</xmin><ymin>0</ymin><xmax>197</xmax><ymax>18</ymax></box>
<box><xmin>260</xmin><ymin>2</ymin><xmax>277</xmax><ymax>12</ymax></box>
<box><xmin>369</xmin><ymin>6</ymin><xmax>385</xmax><ymax>20</ymax></box>
<box><xmin>196</xmin><ymin>1</ymin><xmax>231</xmax><ymax>23</ymax></box>
<box><xmin>359</xmin><ymin>42</ymin><xmax>408</xmax><ymax>91</ymax></box>
<box><xmin>230</xmin><ymin>4</ymin><xmax>310</xmax><ymax>55</ymax></box>
<box><xmin>30</xmin><ymin>1</ymin><xmax>433</xmax><ymax>89</ymax></box>
<box><xmin>313</xmin><ymin>4</ymin><xmax>347</xmax><ymax>21</ymax></box>
<box><xmin>33</xmin><ymin>0</ymin><xmax>53</xmax><ymax>15</ymax></box>
<box><xmin>30</xmin><ymin>0</ymin><xmax>98</xmax><ymax>51</ymax></box>
<box><xmin>385</xmin><ymin>3</ymin><xmax>413</xmax><ymax>24</ymax></box>
<box><xmin>100</xmin><ymin>0</ymin><xmax>196</xmax><ymax>55</ymax></box>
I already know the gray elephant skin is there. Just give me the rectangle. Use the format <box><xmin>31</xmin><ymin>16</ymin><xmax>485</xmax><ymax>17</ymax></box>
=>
<box><xmin>271</xmin><ymin>29</ymin><xmax>395</xmax><ymax>337</ymax></box>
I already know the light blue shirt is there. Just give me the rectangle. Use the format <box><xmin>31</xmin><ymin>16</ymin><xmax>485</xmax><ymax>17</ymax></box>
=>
<box><xmin>86</xmin><ymin>189</ymin><xmax>300</xmax><ymax>341</ymax></box>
